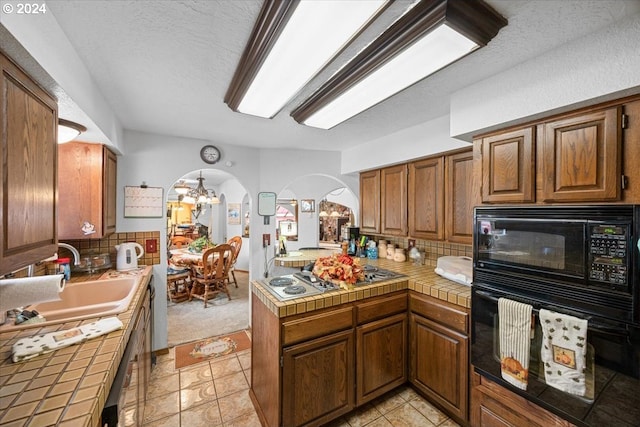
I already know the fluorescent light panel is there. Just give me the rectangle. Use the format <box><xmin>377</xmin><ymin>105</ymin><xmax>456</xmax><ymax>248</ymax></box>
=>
<box><xmin>291</xmin><ymin>0</ymin><xmax>507</xmax><ymax>129</ymax></box>
<box><xmin>303</xmin><ymin>24</ymin><xmax>477</xmax><ymax>129</ymax></box>
<box><xmin>233</xmin><ymin>0</ymin><xmax>387</xmax><ymax>118</ymax></box>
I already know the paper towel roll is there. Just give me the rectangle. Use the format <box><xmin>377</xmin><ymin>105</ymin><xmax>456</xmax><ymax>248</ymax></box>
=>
<box><xmin>0</xmin><ymin>275</ymin><xmax>65</xmax><ymax>314</ymax></box>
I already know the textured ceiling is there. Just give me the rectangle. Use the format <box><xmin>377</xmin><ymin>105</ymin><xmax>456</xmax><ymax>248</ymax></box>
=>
<box><xmin>46</xmin><ymin>0</ymin><xmax>640</xmax><ymax>153</ymax></box>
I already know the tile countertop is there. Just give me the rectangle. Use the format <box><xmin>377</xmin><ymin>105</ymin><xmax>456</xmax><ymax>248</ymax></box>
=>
<box><xmin>252</xmin><ymin>257</ymin><xmax>471</xmax><ymax>318</ymax></box>
<box><xmin>0</xmin><ymin>266</ymin><xmax>153</xmax><ymax>427</ymax></box>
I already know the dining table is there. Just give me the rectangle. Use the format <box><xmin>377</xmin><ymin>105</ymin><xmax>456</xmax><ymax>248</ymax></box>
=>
<box><xmin>169</xmin><ymin>248</ymin><xmax>207</xmax><ymax>267</ymax></box>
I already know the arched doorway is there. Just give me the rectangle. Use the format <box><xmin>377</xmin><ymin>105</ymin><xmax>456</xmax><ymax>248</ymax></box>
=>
<box><xmin>165</xmin><ymin>168</ymin><xmax>251</xmax><ymax>347</ymax></box>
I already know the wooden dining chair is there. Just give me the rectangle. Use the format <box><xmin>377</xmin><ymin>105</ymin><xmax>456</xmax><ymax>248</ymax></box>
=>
<box><xmin>189</xmin><ymin>244</ymin><xmax>233</xmax><ymax>308</ymax></box>
<box><xmin>226</xmin><ymin>236</ymin><xmax>242</xmax><ymax>288</ymax></box>
<box><xmin>170</xmin><ymin>236</ymin><xmax>193</xmax><ymax>249</ymax></box>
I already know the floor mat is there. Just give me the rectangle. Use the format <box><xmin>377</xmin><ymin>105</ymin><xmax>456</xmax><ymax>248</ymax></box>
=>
<box><xmin>174</xmin><ymin>330</ymin><xmax>251</xmax><ymax>369</ymax></box>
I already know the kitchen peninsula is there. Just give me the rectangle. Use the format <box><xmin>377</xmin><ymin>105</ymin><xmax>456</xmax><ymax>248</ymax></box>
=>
<box><xmin>0</xmin><ymin>267</ymin><xmax>153</xmax><ymax>426</ymax></box>
<box><xmin>250</xmin><ymin>257</ymin><xmax>471</xmax><ymax>427</ymax></box>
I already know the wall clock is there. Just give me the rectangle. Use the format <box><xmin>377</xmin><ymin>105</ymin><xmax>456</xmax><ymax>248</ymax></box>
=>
<box><xmin>200</xmin><ymin>145</ymin><xmax>221</xmax><ymax>164</ymax></box>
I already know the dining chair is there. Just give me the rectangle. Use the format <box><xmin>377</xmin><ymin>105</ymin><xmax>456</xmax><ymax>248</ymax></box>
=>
<box><xmin>189</xmin><ymin>244</ymin><xmax>233</xmax><ymax>308</ymax></box>
<box><xmin>170</xmin><ymin>236</ymin><xmax>193</xmax><ymax>249</ymax></box>
<box><xmin>226</xmin><ymin>236</ymin><xmax>242</xmax><ymax>288</ymax></box>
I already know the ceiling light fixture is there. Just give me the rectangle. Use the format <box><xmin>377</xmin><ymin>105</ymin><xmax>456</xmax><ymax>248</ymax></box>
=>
<box><xmin>292</xmin><ymin>0</ymin><xmax>507</xmax><ymax>129</ymax></box>
<box><xmin>224</xmin><ymin>0</ymin><xmax>389</xmax><ymax>119</ymax></box>
<box><xmin>173</xmin><ymin>172</ymin><xmax>221</xmax><ymax>204</ymax></box>
<box><xmin>174</xmin><ymin>180</ymin><xmax>191</xmax><ymax>195</ymax></box>
<box><xmin>57</xmin><ymin>119</ymin><xmax>87</xmax><ymax>144</ymax></box>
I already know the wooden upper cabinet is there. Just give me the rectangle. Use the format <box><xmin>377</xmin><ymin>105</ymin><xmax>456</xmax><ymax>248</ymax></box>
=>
<box><xmin>481</xmin><ymin>127</ymin><xmax>535</xmax><ymax>203</ymax></box>
<box><xmin>445</xmin><ymin>149</ymin><xmax>476</xmax><ymax>245</ymax></box>
<box><xmin>58</xmin><ymin>142</ymin><xmax>117</xmax><ymax>239</ymax></box>
<box><xmin>540</xmin><ymin>106</ymin><xmax>621</xmax><ymax>202</ymax></box>
<box><xmin>409</xmin><ymin>157</ymin><xmax>444</xmax><ymax>240</ymax></box>
<box><xmin>381</xmin><ymin>164</ymin><xmax>408</xmax><ymax>236</ymax></box>
<box><xmin>359</xmin><ymin>169</ymin><xmax>381</xmax><ymax>234</ymax></box>
<box><xmin>1</xmin><ymin>52</ymin><xmax>58</xmax><ymax>275</ymax></box>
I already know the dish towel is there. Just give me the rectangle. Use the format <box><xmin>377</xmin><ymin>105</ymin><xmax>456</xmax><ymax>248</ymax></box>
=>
<box><xmin>499</xmin><ymin>298</ymin><xmax>533</xmax><ymax>390</ymax></box>
<box><xmin>539</xmin><ymin>309</ymin><xmax>588</xmax><ymax>396</ymax></box>
<box><xmin>12</xmin><ymin>317</ymin><xmax>123</xmax><ymax>363</ymax></box>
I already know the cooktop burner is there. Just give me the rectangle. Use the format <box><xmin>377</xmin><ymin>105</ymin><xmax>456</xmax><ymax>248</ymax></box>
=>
<box><xmin>283</xmin><ymin>285</ymin><xmax>306</xmax><ymax>295</ymax></box>
<box><xmin>269</xmin><ymin>277</ymin><xmax>294</xmax><ymax>287</ymax></box>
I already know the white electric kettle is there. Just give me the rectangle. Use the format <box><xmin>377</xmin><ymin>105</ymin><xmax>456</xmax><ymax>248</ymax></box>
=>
<box><xmin>115</xmin><ymin>242</ymin><xmax>144</xmax><ymax>271</ymax></box>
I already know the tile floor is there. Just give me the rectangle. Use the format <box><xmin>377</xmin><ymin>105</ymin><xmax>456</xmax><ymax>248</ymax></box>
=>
<box><xmin>142</xmin><ymin>340</ymin><xmax>461</xmax><ymax>427</ymax></box>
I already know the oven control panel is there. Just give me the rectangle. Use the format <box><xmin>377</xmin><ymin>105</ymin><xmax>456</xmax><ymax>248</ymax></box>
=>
<box><xmin>588</xmin><ymin>224</ymin><xmax>629</xmax><ymax>288</ymax></box>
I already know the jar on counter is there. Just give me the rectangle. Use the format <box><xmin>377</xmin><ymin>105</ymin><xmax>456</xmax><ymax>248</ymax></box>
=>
<box><xmin>56</xmin><ymin>257</ymin><xmax>71</xmax><ymax>281</ymax></box>
<box><xmin>393</xmin><ymin>248</ymin><xmax>406</xmax><ymax>262</ymax></box>
<box><xmin>386</xmin><ymin>244</ymin><xmax>395</xmax><ymax>260</ymax></box>
<box><xmin>378</xmin><ymin>240</ymin><xmax>387</xmax><ymax>255</ymax></box>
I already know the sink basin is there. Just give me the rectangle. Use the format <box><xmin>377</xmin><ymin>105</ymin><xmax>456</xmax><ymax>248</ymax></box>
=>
<box><xmin>0</xmin><ymin>277</ymin><xmax>140</xmax><ymax>333</ymax></box>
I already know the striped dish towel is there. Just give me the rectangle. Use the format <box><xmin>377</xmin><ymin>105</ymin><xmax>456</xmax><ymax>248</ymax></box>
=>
<box><xmin>499</xmin><ymin>298</ymin><xmax>533</xmax><ymax>390</ymax></box>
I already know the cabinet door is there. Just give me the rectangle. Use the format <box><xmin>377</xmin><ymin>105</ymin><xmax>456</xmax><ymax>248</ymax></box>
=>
<box><xmin>1</xmin><ymin>52</ymin><xmax>58</xmax><ymax>275</ymax></box>
<box><xmin>282</xmin><ymin>330</ymin><xmax>354</xmax><ymax>427</ymax></box>
<box><xmin>445</xmin><ymin>149</ymin><xmax>477</xmax><ymax>244</ymax></box>
<box><xmin>103</xmin><ymin>146</ymin><xmax>117</xmax><ymax>236</ymax></box>
<box><xmin>360</xmin><ymin>170</ymin><xmax>381</xmax><ymax>234</ymax></box>
<box><xmin>540</xmin><ymin>107</ymin><xmax>621</xmax><ymax>202</ymax></box>
<box><xmin>58</xmin><ymin>142</ymin><xmax>117</xmax><ymax>239</ymax></box>
<box><xmin>409</xmin><ymin>157</ymin><xmax>444</xmax><ymax>240</ymax></box>
<box><xmin>356</xmin><ymin>313</ymin><xmax>407</xmax><ymax>405</ymax></box>
<box><xmin>381</xmin><ymin>164</ymin><xmax>408</xmax><ymax>236</ymax></box>
<box><xmin>481</xmin><ymin>128</ymin><xmax>535</xmax><ymax>203</ymax></box>
<box><xmin>470</xmin><ymin>371</ymin><xmax>573</xmax><ymax>427</ymax></box>
<box><xmin>410</xmin><ymin>312</ymin><xmax>468</xmax><ymax>424</ymax></box>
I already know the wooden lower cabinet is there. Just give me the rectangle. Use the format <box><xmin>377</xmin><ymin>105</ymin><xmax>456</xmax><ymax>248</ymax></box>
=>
<box><xmin>356</xmin><ymin>313</ymin><xmax>407</xmax><ymax>405</ymax></box>
<box><xmin>470</xmin><ymin>371</ymin><xmax>575</xmax><ymax>427</ymax></box>
<box><xmin>409</xmin><ymin>292</ymin><xmax>469</xmax><ymax>425</ymax></box>
<box><xmin>282</xmin><ymin>330</ymin><xmax>355</xmax><ymax>426</ymax></box>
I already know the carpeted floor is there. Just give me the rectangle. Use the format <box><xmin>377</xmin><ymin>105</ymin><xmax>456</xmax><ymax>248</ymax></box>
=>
<box><xmin>167</xmin><ymin>271</ymin><xmax>250</xmax><ymax>347</ymax></box>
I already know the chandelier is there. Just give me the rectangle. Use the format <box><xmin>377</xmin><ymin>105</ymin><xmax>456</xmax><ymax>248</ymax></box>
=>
<box><xmin>174</xmin><ymin>171</ymin><xmax>220</xmax><ymax>204</ymax></box>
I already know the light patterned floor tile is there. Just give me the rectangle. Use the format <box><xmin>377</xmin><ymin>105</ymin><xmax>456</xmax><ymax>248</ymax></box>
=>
<box><xmin>407</xmin><ymin>397</ymin><xmax>448</xmax><ymax>426</ymax></box>
<box><xmin>180</xmin><ymin>381</ymin><xmax>217</xmax><ymax>411</ymax></box>
<box><xmin>146</xmin><ymin>372</ymin><xmax>179</xmax><ymax>398</ymax></box>
<box><xmin>142</xmin><ymin>391</ymin><xmax>180</xmax><ymax>424</ymax></box>
<box><xmin>384</xmin><ymin>402</ymin><xmax>433</xmax><ymax>426</ymax></box>
<box><xmin>217</xmin><ymin>390</ymin><xmax>254</xmax><ymax>423</ymax></box>
<box><xmin>179</xmin><ymin>364</ymin><xmax>213</xmax><ymax>388</ymax></box>
<box><xmin>210</xmin><ymin>355</ymin><xmax>243</xmax><ymax>378</ymax></box>
<box><xmin>213</xmin><ymin>371</ymin><xmax>248</xmax><ymax>398</ymax></box>
<box><xmin>180</xmin><ymin>400</ymin><xmax>223</xmax><ymax>426</ymax></box>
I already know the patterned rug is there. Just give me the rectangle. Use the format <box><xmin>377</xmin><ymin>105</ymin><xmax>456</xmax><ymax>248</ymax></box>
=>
<box><xmin>174</xmin><ymin>330</ymin><xmax>251</xmax><ymax>369</ymax></box>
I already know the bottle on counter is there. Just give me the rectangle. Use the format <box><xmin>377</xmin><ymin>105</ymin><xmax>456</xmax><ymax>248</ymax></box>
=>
<box><xmin>56</xmin><ymin>257</ymin><xmax>71</xmax><ymax>281</ymax></box>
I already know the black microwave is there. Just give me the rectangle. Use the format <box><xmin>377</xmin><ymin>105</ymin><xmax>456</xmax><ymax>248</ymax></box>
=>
<box><xmin>473</xmin><ymin>205</ymin><xmax>640</xmax><ymax>325</ymax></box>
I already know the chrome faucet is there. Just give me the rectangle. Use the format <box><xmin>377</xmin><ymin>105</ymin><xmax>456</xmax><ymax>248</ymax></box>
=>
<box><xmin>58</xmin><ymin>243</ymin><xmax>81</xmax><ymax>266</ymax></box>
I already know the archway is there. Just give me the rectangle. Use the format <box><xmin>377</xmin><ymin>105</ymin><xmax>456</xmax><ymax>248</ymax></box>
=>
<box><xmin>165</xmin><ymin>168</ymin><xmax>251</xmax><ymax>347</ymax></box>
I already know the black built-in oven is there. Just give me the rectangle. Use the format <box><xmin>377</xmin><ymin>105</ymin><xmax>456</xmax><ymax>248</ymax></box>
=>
<box><xmin>471</xmin><ymin>205</ymin><xmax>640</xmax><ymax>426</ymax></box>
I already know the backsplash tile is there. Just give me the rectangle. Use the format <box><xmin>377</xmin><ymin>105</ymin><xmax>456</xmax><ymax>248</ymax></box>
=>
<box><xmin>375</xmin><ymin>236</ymin><xmax>472</xmax><ymax>266</ymax></box>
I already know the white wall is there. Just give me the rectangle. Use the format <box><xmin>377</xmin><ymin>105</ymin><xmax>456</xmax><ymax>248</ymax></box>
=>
<box><xmin>118</xmin><ymin>131</ymin><xmax>357</xmax><ymax>350</ymax></box>
<box><xmin>449</xmin><ymin>11</ymin><xmax>640</xmax><ymax>140</ymax></box>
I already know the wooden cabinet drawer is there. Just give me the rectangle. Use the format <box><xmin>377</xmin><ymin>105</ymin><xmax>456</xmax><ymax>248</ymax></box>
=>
<box><xmin>356</xmin><ymin>292</ymin><xmax>407</xmax><ymax>325</ymax></box>
<box><xmin>282</xmin><ymin>306</ymin><xmax>353</xmax><ymax>346</ymax></box>
<box><xmin>409</xmin><ymin>292</ymin><xmax>468</xmax><ymax>335</ymax></box>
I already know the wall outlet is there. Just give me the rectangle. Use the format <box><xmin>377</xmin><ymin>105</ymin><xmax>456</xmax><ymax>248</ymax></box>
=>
<box><xmin>408</xmin><ymin>239</ymin><xmax>416</xmax><ymax>249</ymax></box>
<box><xmin>262</xmin><ymin>233</ymin><xmax>270</xmax><ymax>247</ymax></box>
<box><xmin>146</xmin><ymin>239</ymin><xmax>157</xmax><ymax>253</ymax></box>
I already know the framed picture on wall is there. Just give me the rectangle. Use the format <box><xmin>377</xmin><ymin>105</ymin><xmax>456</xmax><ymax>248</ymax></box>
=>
<box><xmin>300</xmin><ymin>199</ymin><xmax>315</xmax><ymax>213</ymax></box>
<box><xmin>228</xmin><ymin>203</ymin><xmax>241</xmax><ymax>225</ymax></box>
